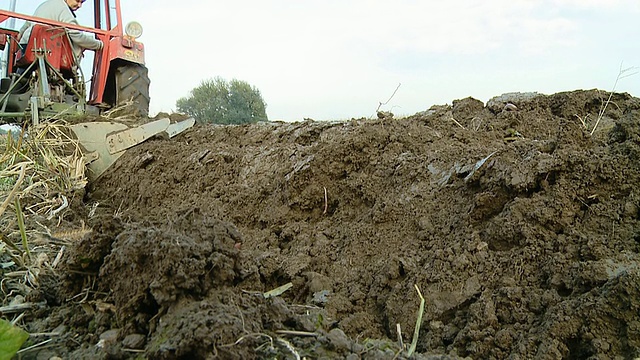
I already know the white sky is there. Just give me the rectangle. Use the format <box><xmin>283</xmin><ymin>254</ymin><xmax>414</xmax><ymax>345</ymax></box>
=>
<box><xmin>3</xmin><ymin>0</ymin><xmax>640</xmax><ymax>121</ymax></box>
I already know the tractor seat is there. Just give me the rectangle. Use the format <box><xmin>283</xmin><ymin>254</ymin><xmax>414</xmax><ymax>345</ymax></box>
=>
<box><xmin>16</xmin><ymin>24</ymin><xmax>77</xmax><ymax>75</ymax></box>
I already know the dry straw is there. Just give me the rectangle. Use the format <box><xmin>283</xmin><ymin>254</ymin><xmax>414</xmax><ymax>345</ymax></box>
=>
<box><xmin>1</xmin><ymin>121</ymin><xmax>88</xmax><ymax>297</ymax></box>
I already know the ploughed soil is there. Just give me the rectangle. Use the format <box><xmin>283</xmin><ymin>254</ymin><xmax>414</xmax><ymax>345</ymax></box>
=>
<box><xmin>15</xmin><ymin>90</ymin><xmax>640</xmax><ymax>359</ymax></box>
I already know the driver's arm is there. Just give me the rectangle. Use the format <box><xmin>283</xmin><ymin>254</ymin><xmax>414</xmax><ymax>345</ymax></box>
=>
<box><xmin>56</xmin><ymin>8</ymin><xmax>103</xmax><ymax>50</ymax></box>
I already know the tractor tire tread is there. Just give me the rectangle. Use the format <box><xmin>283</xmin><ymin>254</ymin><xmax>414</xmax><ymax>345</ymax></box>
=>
<box><xmin>115</xmin><ymin>64</ymin><xmax>150</xmax><ymax>117</ymax></box>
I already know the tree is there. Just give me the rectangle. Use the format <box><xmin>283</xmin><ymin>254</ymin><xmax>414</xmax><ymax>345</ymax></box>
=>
<box><xmin>176</xmin><ymin>77</ymin><xmax>268</xmax><ymax>124</ymax></box>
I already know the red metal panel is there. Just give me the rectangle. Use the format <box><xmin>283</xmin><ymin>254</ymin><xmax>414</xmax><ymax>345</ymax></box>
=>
<box><xmin>0</xmin><ymin>29</ymin><xmax>19</xmax><ymax>73</ymax></box>
<box><xmin>1</xmin><ymin>0</ymin><xmax>143</xmax><ymax>107</ymax></box>
<box><xmin>0</xmin><ymin>10</ymin><xmax>110</xmax><ymax>37</ymax></box>
<box><xmin>89</xmin><ymin>37</ymin><xmax>146</xmax><ymax>105</ymax></box>
<box><xmin>17</xmin><ymin>25</ymin><xmax>76</xmax><ymax>73</ymax></box>
<box><xmin>114</xmin><ymin>38</ymin><xmax>145</xmax><ymax>65</ymax></box>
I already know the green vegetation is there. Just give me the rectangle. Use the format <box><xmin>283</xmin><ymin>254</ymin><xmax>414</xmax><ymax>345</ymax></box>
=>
<box><xmin>177</xmin><ymin>77</ymin><xmax>268</xmax><ymax>125</ymax></box>
<box><xmin>0</xmin><ymin>318</ymin><xmax>29</xmax><ymax>360</ymax></box>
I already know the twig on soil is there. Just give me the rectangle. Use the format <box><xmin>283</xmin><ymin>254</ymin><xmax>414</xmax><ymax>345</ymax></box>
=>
<box><xmin>277</xmin><ymin>338</ymin><xmax>301</xmax><ymax>360</ymax></box>
<box><xmin>66</xmin><ymin>270</ymin><xmax>97</xmax><ymax>276</ymax></box>
<box><xmin>263</xmin><ymin>282</ymin><xmax>293</xmax><ymax>299</ymax></box>
<box><xmin>591</xmin><ymin>62</ymin><xmax>638</xmax><ymax>135</ymax></box>
<box><xmin>290</xmin><ymin>304</ymin><xmax>322</xmax><ymax>310</ymax></box>
<box><xmin>220</xmin><ymin>333</ymin><xmax>273</xmax><ymax>348</ymax></box>
<box><xmin>51</xmin><ymin>246</ymin><xmax>65</xmax><ymax>269</ymax></box>
<box><xmin>223</xmin><ymin>300</ymin><xmax>282</xmax><ymax>354</ymax></box>
<box><xmin>275</xmin><ymin>330</ymin><xmax>318</xmax><ymax>337</ymax></box>
<box><xmin>471</xmin><ymin>117</ymin><xmax>484</xmax><ymax>131</ymax></box>
<box><xmin>240</xmin><ymin>289</ymin><xmax>264</xmax><ymax>297</ymax></box>
<box><xmin>451</xmin><ymin>117</ymin><xmax>466</xmax><ymax>130</ymax></box>
<box><xmin>3</xmin><ymin>270</ymin><xmax>28</xmax><ymax>278</ymax></box>
<box><xmin>407</xmin><ymin>284</ymin><xmax>425</xmax><ymax>357</ymax></box>
<box><xmin>392</xmin><ymin>348</ymin><xmax>405</xmax><ymax>360</ymax></box>
<box><xmin>29</xmin><ymin>331</ymin><xmax>64</xmax><ymax>337</ymax></box>
<box><xmin>233</xmin><ymin>299</ymin><xmax>248</xmax><ymax>333</ymax></box>
<box><xmin>47</xmin><ymin>195</ymin><xmax>68</xmax><ymax>220</ymax></box>
<box><xmin>88</xmin><ymin>202</ymin><xmax>99</xmax><ymax>218</ymax></box>
<box><xmin>396</xmin><ymin>323</ymin><xmax>404</xmax><ymax>350</ymax></box>
<box><xmin>68</xmin><ymin>285</ymin><xmax>97</xmax><ymax>303</ymax></box>
<box><xmin>16</xmin><ymin>339</ymin><xmax>53</xmax><ymax>355</ymax></box>
<box><xmin>323</xmin><ymin>187</ymin><xmax>328</xmax><ymax>215</ymax></box>
<box><xmin>15</xmin><ymin>198</ymin><xmax>31</xmax><ymax>261</ymax></box>
<box><xmin>0</xmin><ymin>233</ymin><xmax>24</xmax><ymax>268</ymax></box>
<box><xmin>11</xmin><ymin>312</ymin><xmax>25</xmax><ymax>325</ymax></box>
<box><xmin>0</xmin><ymin>163</ymin><xmax>26</xmax><ymax>219</ymax></box>
<box><xmin>103</xmin><ymin>99</ymin><xmax>137</xmax><ymax>120</ymax></box>
<box><xmin>0</xmin><ymin>301</ymin><xmax>46</xmax><ymax>314</ymax></box>
<box><xmin>575</xmin><ymin>114</ymin><xmax>590</xmax><ymax>129</ymax></box>
<box><xmin>376</xmin><ymin>83</ymin><xmax>402</xmax><ymax>114</ymax></box>
<box><xmin>113</xmin><ymin>200</ymin><xmax>125</xmax><ymax>218</ymax></box>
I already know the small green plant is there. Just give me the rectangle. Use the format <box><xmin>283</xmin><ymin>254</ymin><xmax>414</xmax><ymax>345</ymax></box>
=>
<box><xmin>407</xmin><ymin>284</ymin><xmax>425</xmax><ymax>357</ymax></box>
<box><xmin>0</xmin><ymin>177</ymin><xmax>15</xmax><ymax>192</ymax></box>
<box><xmin>15</xmin><ymin>198</ymin><xmax>31</xmax><ymax>261</ymax></box>
<box><xmin>0</xmin><ymin>318</ymin><xmax>29</xmax><ymax>360</ymax></box>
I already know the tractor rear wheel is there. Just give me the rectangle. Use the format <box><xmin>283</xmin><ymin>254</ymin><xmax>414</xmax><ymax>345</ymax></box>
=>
<box><xmin>114</xmin><ymin>64</ymin><xmax>150</xmax><ymax>117</ymax></box>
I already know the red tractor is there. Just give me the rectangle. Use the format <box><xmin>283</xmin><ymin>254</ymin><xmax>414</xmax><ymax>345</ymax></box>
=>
<box><xmin>0</xmin><ymin>0</ymin><xmax>151</xmax><ymax>119</ymax></box>
<box><xmin>0</xmin><ymin>0</ymin><xmax>193</xmax><ymax>179</ymax></box>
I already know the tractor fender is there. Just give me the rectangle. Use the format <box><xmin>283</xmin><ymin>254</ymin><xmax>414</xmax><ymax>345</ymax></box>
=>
<box><xmin>90</xmin><ymin>37</ymin><xmax>145</xmax><ymax>106</ymax></box>
<box><xmin>109</xmin><ymin>37</ymin><xmax>145</xmax><ymax>65</ymax></box>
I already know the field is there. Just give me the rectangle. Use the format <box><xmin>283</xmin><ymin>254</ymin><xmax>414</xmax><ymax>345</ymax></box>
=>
<box><xmin>2</xmin><ymin>89</ymin><xmax>640</xmax><ymax>359</ymax></box>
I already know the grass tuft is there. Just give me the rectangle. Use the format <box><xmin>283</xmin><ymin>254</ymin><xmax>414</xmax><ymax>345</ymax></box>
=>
<box><xmin>0</xmin><ymin>121</ymin><xmax>88</xmax><ymax>305</ymax></box>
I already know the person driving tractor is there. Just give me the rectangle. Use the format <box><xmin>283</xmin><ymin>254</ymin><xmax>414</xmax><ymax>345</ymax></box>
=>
<box><xmin>18</xmin><ymin>0</ymin><xmax>103</xmax><ymax>59</ymax></box>
<box><xmin>0</xmin><ymin>0</ymin><xmax>156</xmax><ymax>130</ymax></box>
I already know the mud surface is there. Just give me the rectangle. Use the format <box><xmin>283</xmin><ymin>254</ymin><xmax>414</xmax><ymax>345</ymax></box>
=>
<box><xmin>17</xmin><ymin>90</ymin><xmax>640</xmax><ymax>359</ymax></box>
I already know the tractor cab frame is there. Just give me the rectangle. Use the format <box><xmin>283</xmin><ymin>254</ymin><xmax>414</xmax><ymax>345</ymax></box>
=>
<box><xmin>0</xmin><ymin>1</ymin><xmax>194</xmax><ymax>182</ymax></box>
<box><xmin>0</xmin><ymin>0</ymin><xmax>149</xmax><ymax>123</ymax></box>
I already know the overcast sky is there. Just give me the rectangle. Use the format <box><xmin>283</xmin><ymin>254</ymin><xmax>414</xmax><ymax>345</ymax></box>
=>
<box><xmin>4</xmin><ymin>0</ymin><xmax>640</xmax><ymax>121</ymax></box>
